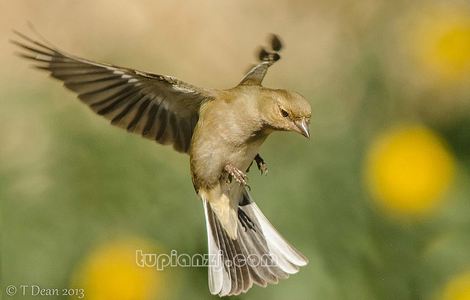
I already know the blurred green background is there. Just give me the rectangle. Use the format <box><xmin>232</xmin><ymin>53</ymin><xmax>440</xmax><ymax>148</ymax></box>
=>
<box><xmin>2</xmin><ymin>1</ymin><xmax>470</xmax><ymax>299</ymax></box>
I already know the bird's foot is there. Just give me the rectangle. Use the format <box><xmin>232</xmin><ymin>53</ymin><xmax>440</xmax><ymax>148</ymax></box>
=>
<box><xmin>224</xmin><ymin>164</ymin><xmax>248</xmax><ymax>187</ymax></box>
<box><xmin>254</xmin><ymin>154</ymin><xmax>268</xmax><ymax>175</ymax></box>
<box><xmin>238</xmin><ymin>208</ymin><xmax>256</xmax><ymax>232</ymax></box>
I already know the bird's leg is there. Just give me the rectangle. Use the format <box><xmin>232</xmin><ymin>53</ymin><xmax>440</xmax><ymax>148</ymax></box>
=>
<box><xmin>246</xmin><ymin>161</ymin><xmax>253</xmax><ymax>173</ymax></box>
<box><xmin>254</xmin><ymin>154</ymin><xmax>268</xmax><ymax>175</ymax></box>
<box><xmin>224</xmin><ymin>164</ymin><xmax>248</xmax><ymax>187</ymax></box>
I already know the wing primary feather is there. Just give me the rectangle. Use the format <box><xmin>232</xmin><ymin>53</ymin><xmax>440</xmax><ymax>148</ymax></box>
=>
<box><xmin>13</xmin><ymin>31</ymin><xmax>209</xmax><ymax>154</ymax></box>
<box><xmin>177</xmin><ymin>120</ymin><xmax>189</xmax><ymax>152</ymax></box>
<box><xmin>169</xmin><ymin>113</ymin><xmax>179</xmax><ymax>147</ymax></box>
<box><xmin>89</xmin><ymin>85</ymin><xmax>135</xmax><ymax>107</ymax></box>
<box><xmin>142</xmin><ymin>103</ymin><xmax>159</xmax><ymax>136</ymax></box>
<box><xmin>15</xmin><ymin>52</ymin><xmax>52</xmax><ymax>63</ymax></box>
<box><xmin>50</xmin><ymin>68</ymin><xmax>110</xmax><ymax>76</ymax></box>
<box><xmin>110</xmin><ymin>94</ymin><xmax>144</xmax><ymax>124</ymax></box>
<box><xmin>48</xmin><ymin>62</ymin><xmax>100</xmax><ymax>69</ymax></box>
<box><xmin>127</xmin><ymin>98</ymin><xmax>151</xmax><ymax>131</ymax></box>
<box><xmin>78</xmin><ymin>80</ymin><xmax>126</xmax><ymax>98</ymax></box>
<box><xmin>11</xmin><ymin>40</ymin><xmax>54</xmax><ymax>57</ymax></box>
<box><xmin>96</xmin><ymin>89</ymin><xmax>139</xmax><ymax>115</ymax></box>
<box><xmin>238</xmin><ymin>34</ymin><xmax>284</xmax><ymax>86</ymax></box>
<box><xmin>155</xmin><ymin>109</ymin><xmax>167</xmax><ymax>141</ymax></box>
<box><xmin>64</xmin><ymin>74</ymin><xmax>123</xmax><ymax>85</ymax></box>
<box><xmin>258</xmin><ymin>48</ymin><xmax>269</xmax><ymax>61</ymax></box>
<box><xmin>270</xmin><ymin>34</ymin><xmax>283</xmax><ymax>52</ymax></box>
<box><xmin>12</xmin><ymin>30</ymin><xmax>57</xmax><ymax>53</ymax></box>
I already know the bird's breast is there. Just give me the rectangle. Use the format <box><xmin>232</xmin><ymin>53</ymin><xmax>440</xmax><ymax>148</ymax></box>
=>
<box><xmin>189</xmin><ymin>92</ymin><xmax>269</xmax><ymax>189</ymax></box>
<box><xmin>190</xmin><ymin>120</ymin><xmax>268</xmax><ymax>190</ymax></box>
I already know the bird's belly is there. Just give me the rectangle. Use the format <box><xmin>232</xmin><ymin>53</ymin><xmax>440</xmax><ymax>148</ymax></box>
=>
<box><xmin>190</xmin><ymin>130</ymin><xmax>267</xmax><ymax>189</ymax></box>
<box><xmin>227</xmin><ymin>143</ymin><xmax>261</xmax><ymax>171</ymax></box>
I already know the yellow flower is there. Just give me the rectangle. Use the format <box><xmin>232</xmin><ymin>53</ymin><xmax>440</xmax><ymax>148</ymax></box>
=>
<box><xmin>365</xmin><ymin>125</ymin><xmax>455</xmax><ymax>218</ymax></box>
<box><xmin>442</xmin><ymin>272</ymin><xmax>470</xmax><ymax>300</ymax></box>
<box><xmin>71</xmin><ymin>239</ymin><xmax>165</xmax><ymax>300</ymax></box>
<box><xmin>409</xmin><ymin>5</ymin><xmax>470</xmax><ymax>83</ymax></box>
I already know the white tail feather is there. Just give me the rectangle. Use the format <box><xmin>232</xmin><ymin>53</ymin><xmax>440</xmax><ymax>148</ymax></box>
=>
<box><xmin>249</xmin><ymin>203</ymin><xmax>308</xmax><ymax>267</ymax></box>
<box><xmin>202</xmin><ymin>193</ymin><xmax>308</xmax><ymax>297</ymax></box>
<box><xmin>203</xmin><ymin>199</ymin><xmax>229</xmax><ymax>295</ymax></box>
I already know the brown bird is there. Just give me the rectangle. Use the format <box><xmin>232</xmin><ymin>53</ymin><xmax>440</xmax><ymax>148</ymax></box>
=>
<box><xmin>12</xmin><ymin>31</ymin><xmax>310</xmax><ymax>296</ymax></box>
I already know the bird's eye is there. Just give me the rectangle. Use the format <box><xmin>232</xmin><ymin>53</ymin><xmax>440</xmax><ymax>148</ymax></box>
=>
<box><xmin>280</xmin><ymin>109</ymin><xmax>289</xmax><ymax>118</ymax></box>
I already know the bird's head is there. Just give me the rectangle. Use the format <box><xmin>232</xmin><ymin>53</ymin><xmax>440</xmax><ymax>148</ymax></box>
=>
<box><xmin>261</xmin><ymin>89</ymin><xmax>311</xmax><ymax>138</ymax></box>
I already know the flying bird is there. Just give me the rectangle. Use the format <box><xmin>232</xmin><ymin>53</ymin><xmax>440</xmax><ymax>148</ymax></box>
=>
<box><xmin>12</xmin><ymin>31</ymin><xmax>311</xmax><ymax>296</ymax></box>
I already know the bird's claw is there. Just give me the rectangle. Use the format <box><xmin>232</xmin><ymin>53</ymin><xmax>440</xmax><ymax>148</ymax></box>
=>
<box><xmin>258</xmin><ymin>162</ymin><xmax>268</xmax><ymax>175</ymax></box>
<box><xmin>224</xmin><ymin>164</ymin><xmax>248</xmax><ymax>187</ymax></box>
<box><xmin>254</xmin><ymin>154</ymin><xmax>268</xmax><ymax>176</ymax></box>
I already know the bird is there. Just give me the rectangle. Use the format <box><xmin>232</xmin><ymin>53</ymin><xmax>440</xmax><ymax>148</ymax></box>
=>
<box><xmin>12</xmin><ymin>31</ymin><xmax>311</xmax><ymax>296</ymax></box>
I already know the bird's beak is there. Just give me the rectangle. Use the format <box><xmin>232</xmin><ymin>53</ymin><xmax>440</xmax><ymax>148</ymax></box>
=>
<box><xmin>294</xmin><ymin>118</ymin><xmax>310</xmax><ymax>138</ymax></box>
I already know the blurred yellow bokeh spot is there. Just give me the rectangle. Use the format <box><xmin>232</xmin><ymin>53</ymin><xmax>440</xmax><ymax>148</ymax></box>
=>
<box><xmin>71</xmin><ymin>239</ymin><xmax>164</xmax><ymax>300</ymax></box>
<box><xmin>442</xmin><ymin>272</ymin><xmax>470</xmax><ymax>300</ymax></box>
<box><xmin>365</xmin><ymin>125</ymin><xmax>455</xmax><ymax>218</ymax></box>
<box><xmin>410</xmin><ymin>6</ymin><xmax>470</xmax><ymax>82</ymax></box>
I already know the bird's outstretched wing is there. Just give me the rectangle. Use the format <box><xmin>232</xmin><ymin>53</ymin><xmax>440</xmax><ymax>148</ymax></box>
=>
<box><xmin>12</xmin><ymin>31</ymin><xmax>213</xmax><ymax>153</ymax></box>
<box><xmin>238</xmin><ymin>34</ymin><xmax>283</xmax><ymax>86</ymax></box>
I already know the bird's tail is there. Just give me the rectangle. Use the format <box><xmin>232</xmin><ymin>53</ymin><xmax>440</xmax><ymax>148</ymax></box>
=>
<box><xmin>202</xmin><ymin>190</ymin><xmax>308</xmax><ymax>297</ymax></box>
